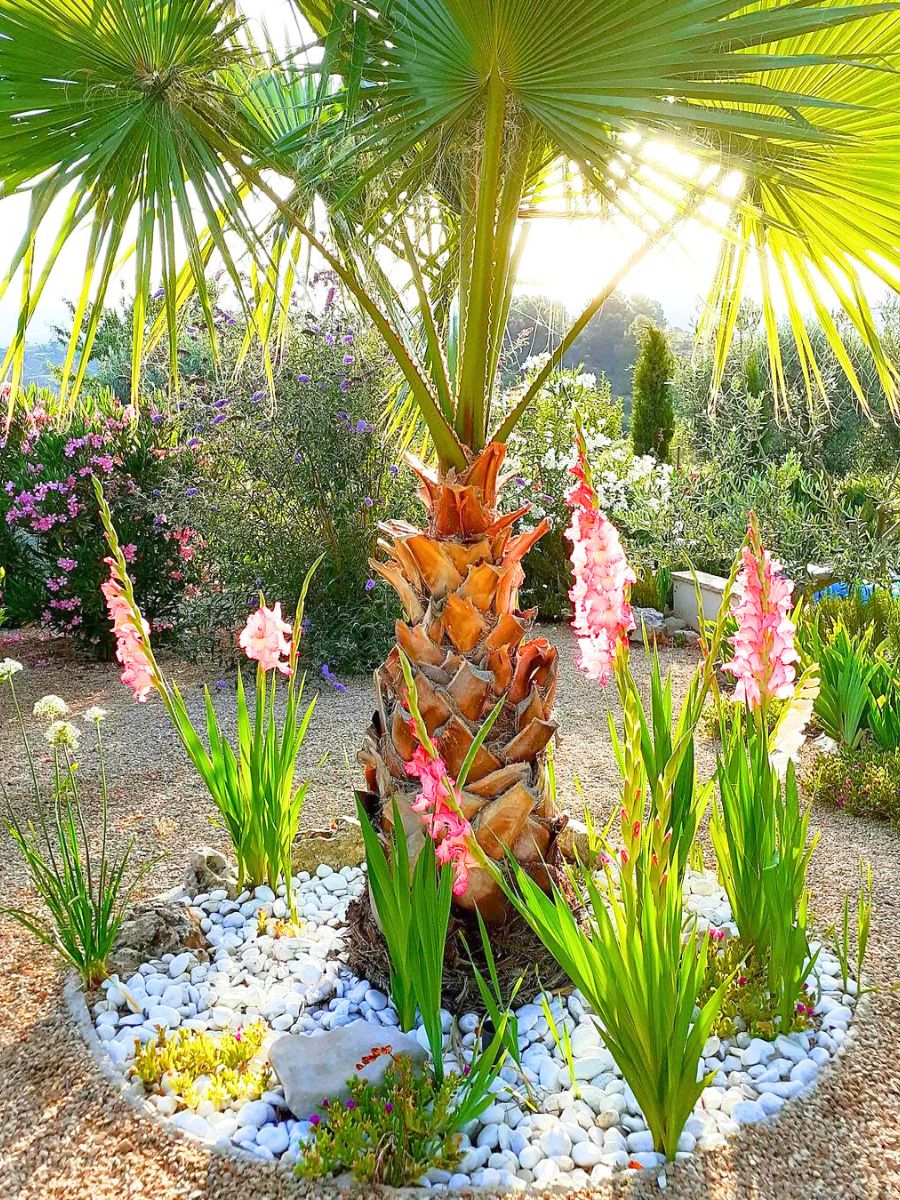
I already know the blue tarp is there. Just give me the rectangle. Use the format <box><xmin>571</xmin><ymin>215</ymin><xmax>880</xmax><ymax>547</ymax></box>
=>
<box><xmin>813</xmin><ymin>581</ymin><xmax>900</xmax><ymax>603</ymax></box>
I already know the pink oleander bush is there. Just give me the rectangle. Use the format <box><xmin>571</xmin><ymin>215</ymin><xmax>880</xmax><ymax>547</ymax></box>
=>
<box><xmin>0</xmin><ymin>387</ymin><xmax>198</xmax><ymax>651</ymax></box>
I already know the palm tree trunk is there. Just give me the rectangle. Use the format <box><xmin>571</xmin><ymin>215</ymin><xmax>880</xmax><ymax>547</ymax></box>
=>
<box><xmin>359</xmin><ymin>442</ymin><xmax>563</xmax><ymax>922</ymax></box>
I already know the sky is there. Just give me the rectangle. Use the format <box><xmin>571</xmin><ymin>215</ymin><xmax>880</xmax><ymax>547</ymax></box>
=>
<box><xmin>0</xmin><ymin>191</ymin><xmax>735</xmax><ymax>344</ymax></box>
<box><xmin>0</xmin><ymin>0</ymin><xmax>888</xmax><ymax>346</ymax></box>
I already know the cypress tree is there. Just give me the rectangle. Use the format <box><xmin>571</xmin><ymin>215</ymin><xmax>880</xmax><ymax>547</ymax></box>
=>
<box><xmin>631</xmin><ymin>324</ymin><xmax>675</xmax><ymax>462</ymax></box>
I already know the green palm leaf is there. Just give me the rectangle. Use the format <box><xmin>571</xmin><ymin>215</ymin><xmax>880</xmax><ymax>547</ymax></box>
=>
<box><xmin>0</xmin><ymin>0</ymin><xmax>278</xmax><ymax>406</ymax></box>
<box><xmin>2</xmin><ymin>0</ymin><xmax>899</xmax><ymax>444</ymax></box>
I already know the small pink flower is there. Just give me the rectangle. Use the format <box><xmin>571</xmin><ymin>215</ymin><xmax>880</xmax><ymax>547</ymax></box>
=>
<box><xmin>404</xmin><ymin>744</ymin><xmax>476</xmax><ymax>896</ymax></box>
<box><xmin>238</xmin><ymin>602</ymin><xmax>293</xmax><ymax>675</ymax></box>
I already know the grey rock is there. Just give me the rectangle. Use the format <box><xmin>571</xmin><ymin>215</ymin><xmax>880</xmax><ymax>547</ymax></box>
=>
<box><xmin>108</xmin><ymin>899</ymin><xmax>208</xmax><ymax>976</ymax></box>
<box><xmin>183</xmin><ymin>847</ymin><xmax>238</xmax><ymax>899</ymax></box>
<box><xmin>291</xmin><ymin>818</ymin><xmax>364</xmax><ymax>876</ymax></box>
<box><xmin>269</xmin><ymin>1021</ymin><xmax>427</xmax><ymax>1119</ymax></box>
<box><xmin>629</xmin><ymin>607</ymin><xmax>666</xmax><ymax>643</ymax></box>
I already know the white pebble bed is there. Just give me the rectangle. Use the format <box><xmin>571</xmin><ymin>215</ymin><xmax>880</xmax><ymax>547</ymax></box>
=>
<box><xmin>89</xmin><ymin>864</ymin><xmax>857</xmax><ymax>1190</ymax></box>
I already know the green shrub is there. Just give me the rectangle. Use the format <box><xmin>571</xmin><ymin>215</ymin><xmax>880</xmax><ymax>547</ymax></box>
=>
<box><xmin>164</xmin><ymin>306</ymin><xmax>415</xmax><ymax>674</ymax></box>
<box><xmin>806</xmin><ymin>745</ymin><xmax>900</xmax><ymax>824</ymax></box>
<box><xmin>631</xmin><ymin>324</ymin><xmax>675</xmax><ymax>462</ymax></box>
<box><xmin>805</xmin><ymin>587</ymin><xmax>900</xmax><ymax>660</ymax></box>
<box><xmin>796</xmin><ymin>616</ymin><xmax>900</xmax><ymax>752</ymax></box>
<box><xmin>296</xmin><ymin>1055</ymin><xmax>464</xmax><ymax>1187</ymax></box>
<box><xmin>631</xmin><ymin>564</ymin><xmax>672</xmax><ymax>611</ymax></box>
<box><xmin>675</xmin><ymin>304</ymin><xmax>900</xmax><ymax>478</ymax></box>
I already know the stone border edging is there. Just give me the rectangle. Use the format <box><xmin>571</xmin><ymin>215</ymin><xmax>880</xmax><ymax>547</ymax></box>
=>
<box><xmin>63</xmin><ymin>974</ymin><xmax>295</xmax><ymax>1178</ymax></box>
<box><xmin>63</xmin><ymin>965</ymin><xmax>872</xmax><ymax>1198</ymax></box>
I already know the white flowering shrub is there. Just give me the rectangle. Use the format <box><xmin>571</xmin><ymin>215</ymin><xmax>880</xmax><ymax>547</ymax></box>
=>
<box><xmin>499</xmin><ymin>364</ymin><xmax>678</xmax><ymax>616</ymax></box>
<box><xmin>501</xmin><ymin>367</ymin><xmax>639</xmax><ymax>616</ymax></box>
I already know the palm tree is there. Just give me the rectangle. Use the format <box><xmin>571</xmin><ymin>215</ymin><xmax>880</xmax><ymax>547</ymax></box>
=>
<box><xmin>2</xmin><ymin>0</ymin><xmax>899</xmax><ymax>920</ymax></box>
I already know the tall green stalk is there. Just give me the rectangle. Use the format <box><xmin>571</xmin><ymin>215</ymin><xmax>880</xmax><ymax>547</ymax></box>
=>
<box><xmin>2</xmin><ymin>677</ymin><xmax>152</xmax><ymax>986</ymax></box>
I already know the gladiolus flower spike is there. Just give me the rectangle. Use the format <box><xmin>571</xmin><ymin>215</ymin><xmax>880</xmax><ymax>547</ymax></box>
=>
<box><xmin>564</xmin><ymin>414</ymin><xmax>636</xmax><ymax>686</ymax></box>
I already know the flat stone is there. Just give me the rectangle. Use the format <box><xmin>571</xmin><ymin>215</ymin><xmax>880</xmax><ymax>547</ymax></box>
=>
<box><xmin>741</xmin><ymin>1038</ymin><xmax>775</xmax><ymax>1068</ymax></box>
<box><xmin>627</xmin><ymin>1130</ymin><xmax>655</xmax><ymax>1154</ymax></box>
<box><xmin>790</xmin><ymin>1059</ymin><xmax>819</xmax><ymax>1087</ymax></box>
<box><xmin>573</xmin><ymin>1051</ymin><xmax>615</xmax><ymax>1080</ymax></box>
<box><xmin>572</xmin><ymin>1141</ymin><xmax>605</xmax><ymax>1169</ymax></box>
<box><xmin>256</xmin><ymin>1123</ymin><xmax>289</xmax><ymax>1155</ymax></box>
<box><xmin>145</xmin><ymin>1004</ymin><xmax>180</xmax><ymax>1028</ymax></box>
<box><xmin>168</xmin><ymin>952</ymin><xmax>195</xmax><ymax>979</ymax></box>
<box><xmin>269</xmin><ymin>1021</ymin><xmax>427</xmax><ymax>1119</ymax></box>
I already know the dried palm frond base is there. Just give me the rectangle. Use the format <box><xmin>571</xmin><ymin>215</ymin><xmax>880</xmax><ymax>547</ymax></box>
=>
<box><xmin>343</xmin><ymin>869</ymin><xmax>581</xmax><ymax>1012</ymax></box>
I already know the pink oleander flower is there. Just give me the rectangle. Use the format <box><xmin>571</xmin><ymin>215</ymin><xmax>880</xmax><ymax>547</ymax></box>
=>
<box><xmin>239</xmin><ymin>602</ymin><xmax>293</xmax><ymax>675</ymax></box>
<box><xmin>724</xmin><ymin>515</ymin><xmax>798</xmax><ymax>710</ymax></box>
<box><xmin>564</xmin><ymin>454</ymin><xmax>635</xmax><ymax>685</ymax></box>
<box><xmin>101</xmin><ymin>562</ymin><xmax>157</xmax><ymax>702</ymax></box>
<box><xmin>404</xmin><ymin>744</ymin><xmax>476</xmax><ymax>896</ymax></box>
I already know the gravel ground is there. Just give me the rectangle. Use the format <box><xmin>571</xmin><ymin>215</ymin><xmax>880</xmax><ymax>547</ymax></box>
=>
<box><xmin>1</xmin><ymin>624</ymin><xmax>899</xmax><ymax>1200</ymax></box>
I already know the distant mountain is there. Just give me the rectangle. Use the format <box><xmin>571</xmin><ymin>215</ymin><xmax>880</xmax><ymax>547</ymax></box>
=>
<box><xmin>0</xmin><ymin>342</ymin><xmax>65</xmax><ymax>389</ymax></box>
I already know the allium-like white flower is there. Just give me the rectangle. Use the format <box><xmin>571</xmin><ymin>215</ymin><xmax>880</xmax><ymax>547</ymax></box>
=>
<box><xmin>83</xmin><ymin>706</ymin><xmax>108</xmax><ymax>725</ymax></box>
<box><xmin>33</xmin><ymin>694</ymin><xmax>69</xmax><ymax>720</ymax></box>
<box><xmin>0</xmin><ymin>658</ymin><xmax>23</xmax><ymax>683</ymax></box>
<box><xmin>44</xmin><ymin>720</ymin><xmax>80</xmax><ymax>750</ymax></box>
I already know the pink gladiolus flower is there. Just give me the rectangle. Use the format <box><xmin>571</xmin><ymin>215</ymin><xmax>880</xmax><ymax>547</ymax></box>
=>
<box><xmin>239</xmin><ymin>603</ymin><xmax>293</xmax><ymax>675</ymax></box>
<box><xmin>724</xmin><ymin>516</ymin><xmax>798</xmax><ymax>709</ymax></box>
<box><xmin>101</xmin><ymin>563</ymin><xmax>158</xmax><ymax>703</ymax></box>
<box><xmin>404</xmin><ymin>744</ymin><xmax>476</xmax><ymax>896</ymax></box>
<box><xmin>564</xmin><ymin>453</ymin><xmax>635</xmax><ymax>685</ymax></box>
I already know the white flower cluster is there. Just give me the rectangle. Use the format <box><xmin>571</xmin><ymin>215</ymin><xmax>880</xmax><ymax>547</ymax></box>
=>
<box><xmin>595</xmin><ymin>452</ymin><xmax>674</xmax><ymax>518</ymax></box>
<box><xmin>521</xmin><ymin>352</ymin><xmax>551</xmax><ymax>376</ymax></box>
<box><xmin>33</xmin><ymin>694</ymin><xmax>69</xmax><ymax>720</ymax></box>
<box><xmin>0</xmin><ymin>657</ymin><xmax>23</xmax><ymax>684</ymax></box>
<box><xmin>44</xmin><ymin>720</ymin><xmax>80</xmax><ymax>750</ymax></box>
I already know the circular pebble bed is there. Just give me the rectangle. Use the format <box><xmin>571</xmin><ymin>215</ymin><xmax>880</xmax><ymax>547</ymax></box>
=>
<box><xmin>84</xmin><ymin>862</ymin><xmax>858</xmax><ymax>1191</ymax></box>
